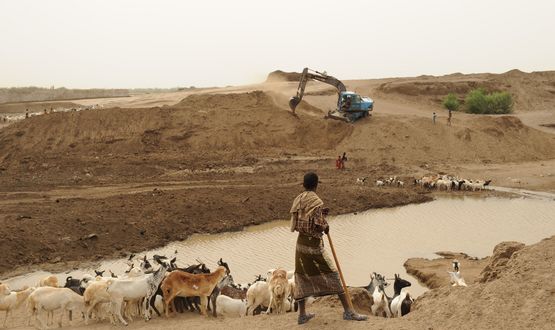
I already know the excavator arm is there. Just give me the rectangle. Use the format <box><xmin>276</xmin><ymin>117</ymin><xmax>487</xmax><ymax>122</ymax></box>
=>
<box><xmin>289</xmin><ymin>68</ymin><xmax>346</xmax><ymax>112</ymax></box>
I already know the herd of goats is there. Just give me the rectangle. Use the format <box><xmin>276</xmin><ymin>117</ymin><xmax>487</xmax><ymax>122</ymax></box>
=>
<box><xmin>357</xmin><ymin>174</ymin><xmax>493</xmax><ymax>191</ymax></box>
<box><xmin>0</xmin><ymin>253</ymin><xmax>470</xmax><ymax>329</ymax></box>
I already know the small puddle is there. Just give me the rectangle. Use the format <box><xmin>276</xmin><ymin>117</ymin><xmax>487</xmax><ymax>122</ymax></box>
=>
<box><xmin>3</xmin><ymin>196</ymin><xmax>555</xmax><ymax>298</ymax></box>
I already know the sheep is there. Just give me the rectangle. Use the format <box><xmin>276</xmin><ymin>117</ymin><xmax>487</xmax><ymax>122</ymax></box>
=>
<box><xmin>397</xmin><ymin>180</ymin><xmax>405</xmax><ymax>187</ymax></box>
<box><xmin>161</xmin><ymin>266</ymin><xmax>227</xmax><ymax>317</ymax></box>
<box><xmin>216</xmin><ymin>295</ymin><xmax>247</xmax><ymax>317</ymax></box>
<box><xmin>375</xmin><ymin>180</ymin><xmax>384</xmax><ymax>187</ymax></box>
<box><xmin>388</xmin><ymin>274</ymin><xmax>412</xmax><ymax>318</ymax></box>
<box><xmin>245</xmin><ymin>281</ymin><xmax>271</xmax><ymax>316</ymax></box>
<box><xmin>266</xmin><ymin>269</ymin><xmax>289</xmax><ymax>315</ymax></box>
<box><xmin>37</xmin><ymin>275</ymin><xmax>58</xmax><ymax>288</ymax></box>
<box><xmin>0</xmin><ymin>285</ymin><xmax>35</xmax><ymax>328</ymax></box>
<box><xmin>27</xmin><ymin>287</ymin><xmax>84</xmax><ymax>329</ymax></box>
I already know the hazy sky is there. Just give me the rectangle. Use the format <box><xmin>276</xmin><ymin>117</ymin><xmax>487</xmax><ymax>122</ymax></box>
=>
<box><xmin>1</xmin><ymin>0</ymin><xmax>554</xmax><ymax>88</ymax></box>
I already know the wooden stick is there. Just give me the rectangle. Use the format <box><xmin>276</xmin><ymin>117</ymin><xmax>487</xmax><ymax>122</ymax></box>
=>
<box><xmin>326</xmin><ymin>233</ymin><xmax>354</xmax><ymax>310</ymax></box>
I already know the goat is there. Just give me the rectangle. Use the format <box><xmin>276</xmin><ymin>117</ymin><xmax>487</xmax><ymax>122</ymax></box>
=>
<box><xmin>37</xmin><ymin>275</ymin><xmax>58</xmax><ymax>288</ymax></box>
<box><xmin>64</xmin><ymin>275</ymin><xmax>93</xmax><ymax>296</ymax></box>
<box><xmin>245</xmin><ymin>281</ymin><xmax>271</xmax><ymax>316</ymax></box>
<box><xmin>216</xmin><ymin>295</ymin><xmax>246</xmax><ymax>317</ymax></box>
<box><xmin>400</xmin><ymin>292</ymin><xmax>413</xmax><ymax>316</ymax></box>
<box><xmin>369</xmin><ymin>273</ymin><xmax>391</xmax><ymax>317</ymax></box>
<box><xmin>266</xmin><ymin>268</ymin><xmax>294</xmax><ymax>280</ymax></box>
<box><xmin>0</xmin><ymin>285</ymin><xmax>35</xmax><ymax>327</ymax></box>
<box><xmin>356</xmin><ymin>177</ymin><xmax>368</xmax><ymax>185</ymax></box>
<box><xmin>266</xmin><ymin>269</ymin><xmax>289</xmax><ymax>315</ymax></box>
<box><xmin>206</xmin><ymin>275</ymin><xmax>234</xmax><ymax>317</ymax></box>
<box><xmin>447</xmin><ymin>259</ymin><xmax>467</xmax><ymax>287</ymax></box>
<box><xmin>375</xmin><ymin>180</ymin><xmax>384</xmax><ymax>187</ymax></box>
<box><xmin>388</xmin><ymin>274</ymin><xmax>412</xmax><ymax>317</ymax></box>
<box><xmin>27</xmin><ymin>287</ymin><xmax>84</xmax><ymax>329</ymax></box>
<box><xmin>83</xmin><ymin>280</ymin><xmax>112</xmax><ymax>324</ymax></box>
<box><xmin>217</xmin><ymin>258</ymin><xmax>231</xmax><ymax>274</ymax></box>
<box><xmin>106</xmin><ymin>263</ymin><xmax>168</xmax><ymax>325</ymax></box>
<box><xmin>161</xmin><ymin>266</ymin><xmax>227</xmax><ymax>317</ymax></box>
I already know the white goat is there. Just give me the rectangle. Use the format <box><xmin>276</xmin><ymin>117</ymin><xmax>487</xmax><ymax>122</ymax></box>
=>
<box><xmin>216</xmin><ymin>295</ymin><xmax>247</xmax><ymax>317</ymax></box>
<box><xmin>448</xmin><ymin>260</ymin><xmax>467</xmax><ymax>287</ymax></box>
<box><xmin>245</xmin><ymin>281</ymin><xmax>271</xmax><ymax>316</ymax></box>
<box><xmin>0</xmin><ymin>285</ymin><xmax>35</xmax><ymax>327</ymax></box>
<box><xmin>106</xmin><ymin>264</ymin><xmax>166</xmax><ymax>325</ymax></box>
<box><xmin>356</xmin><ymin>177</ymin><xmax>368</xmax><ymax>185</ymax></box>
<box><xmin>27</xmin><ymin>287</ymin><xmax>84</xmax><ymax>329</ymax></box>
<box><xmin>375</xmin><ymin>180</ymin><xmax>384</xmax><ymax>187</ymax></box>
<box><xmin>371</xmin><ymin>285</ymin><xmax>391</xmax><ymax>317</ymax></box>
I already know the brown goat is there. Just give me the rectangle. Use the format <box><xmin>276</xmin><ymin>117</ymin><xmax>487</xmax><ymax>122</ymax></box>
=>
<box><xmin>161</xmin><ymin>266</ymin><xmax>227</xmax><ymax>317</ymax></box>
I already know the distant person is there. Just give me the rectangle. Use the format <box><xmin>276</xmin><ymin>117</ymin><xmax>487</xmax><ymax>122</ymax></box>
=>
<box><xmin>25</xmin><ymin>109</ymin><xmax>29</xmax><ymax>119</ymax></box>
<box><xmin>44</xmin><ymin>109</ymin><xmax>47</xmax><ymax>115</ymax></box>
<box><xmin>336</xmin><ymin>156</ymin><xmax>342</xmax><ymax>170</ymax></box>
<box><xmin>447</xmin><ymin>109</ymin><xmax>452</xmax><ymax>126</ymax></box>
<box><xmin>433</xmin><ymin>112</ymin><xmax>437</xmax><ymax>124</ymax></box>
<box><xmin>341</xmin><ymin>152</ymin><xmax>347</xmax><ymax>169</ymax></box>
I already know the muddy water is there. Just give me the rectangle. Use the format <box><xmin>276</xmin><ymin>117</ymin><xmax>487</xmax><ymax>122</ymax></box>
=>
<box><xmin>3</xmin><ymin>197</ymin><xmax>555</xmax><ymax>297</ymax></box>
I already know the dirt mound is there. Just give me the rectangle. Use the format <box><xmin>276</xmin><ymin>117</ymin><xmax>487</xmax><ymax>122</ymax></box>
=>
<box><xmin>0</xmin><ymin>91</ymin><xmax>353</xmax><ymax>186</ymax></box>
<box><xmin>340</xmin><ymin>115</ymin><xmax>555</xmax><ymax>165</ymax></box>
<box><xmin>478</xmin><ymin>241</ymin><xmax>525</xmax><ymax>283</ymax></box>
<box><xmin>407</xmin><ymin>236</ymin><xmax>555</xmax><ymax>329</ymax></box>
<box><xmin>375</xmin><ymin>70</ymin><xmax>555</xmax><ymax>112</ymax></box>
<box><xmin>266</xmin><ymin>70</ymin><xmax>302</xmax><ymax>82</ymax></box>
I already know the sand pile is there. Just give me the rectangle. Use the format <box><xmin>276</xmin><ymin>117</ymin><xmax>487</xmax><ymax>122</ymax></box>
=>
<box><xmin>340</xmin><ymin>115</ymin><xmax>555</xmax><ymax>165</ymax></box>
<box><xmin>266</xmin><ymin>70</ymin><xmax>302</xmax><ymax>82</ymax></box>
<box><xmin>405</xmin><ymin>236</ymin><xmax>555</xmax><ymax>329</ymax></box>
<box><xmin>0</xmin><ymin>91</ymin><xmax>353</xmax><ymax>187</ymax></box>
<box><xmin>375</xmin><ymin>70</ymin><xmax>555</xmax><ymax>112</ymax></box>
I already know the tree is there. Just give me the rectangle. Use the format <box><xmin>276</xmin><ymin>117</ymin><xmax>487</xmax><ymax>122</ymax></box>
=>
<box><xmin>443</xmin><ymin>93</ymin><xmax>460</xmax><ymax>111</ymax></box>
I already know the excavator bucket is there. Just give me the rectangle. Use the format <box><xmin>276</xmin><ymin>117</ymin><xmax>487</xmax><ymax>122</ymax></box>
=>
<box><xmin>289</xmin><ymin>96</ymin><xmax>300</xmax><ymax>112</ymax></box>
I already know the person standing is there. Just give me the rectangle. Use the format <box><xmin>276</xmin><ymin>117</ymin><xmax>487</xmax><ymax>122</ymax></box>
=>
<box><xmin>290</xmin><ymin>172</ymin><xmax>367</xmax><ymax>324</ymax></box>
<box><xmin>336</xmin><ymin>156</ymin><xmax>342</xmax><ymax>170</ymax></box>
<box><xmin>447</xmin><ymin>109</ymin><xmax>452</xmax><ymax>126</ymax></box>
<box><xmin>341</xmin><ymin>152</ymin><xmax>347</xmax><ymax>169</ymax></box>
<box><xmin>433</xmin><ymin>112</ymin><xmax>437</xmax><ymax>124</ymax></box>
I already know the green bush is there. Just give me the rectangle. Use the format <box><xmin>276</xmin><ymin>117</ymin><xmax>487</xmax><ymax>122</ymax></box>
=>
<box><xmin>464</xmin><ymin>88</ymin><xmax>513</xmax><ymax>114</ymax></box>
<box><xmin>442</xmin><ymin>93</ymin><xmax>460</xmax><ymax>111</ymax></box>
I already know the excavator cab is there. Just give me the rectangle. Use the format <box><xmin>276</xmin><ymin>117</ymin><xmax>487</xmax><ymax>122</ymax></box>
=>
<box><xmin>289</xmin><ymin>67</ymin><xmax>374</xmax><ymax>122</ymax></box>
<box><xmin>335</xmin><ymin>92</ymin><xmax>373</xmax><ymax>121</ymax></box>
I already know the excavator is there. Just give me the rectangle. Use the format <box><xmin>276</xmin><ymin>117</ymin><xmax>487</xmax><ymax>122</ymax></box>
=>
<box><xmin>289</xmin><ymin>68</ymin><xmax>374</xmax><ymax>122</ymax></box>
